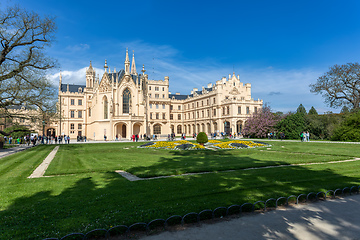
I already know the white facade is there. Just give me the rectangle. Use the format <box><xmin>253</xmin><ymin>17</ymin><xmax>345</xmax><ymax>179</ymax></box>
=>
<box><xmin>51</xmin><ymin>50</ymin><xmax>263</xmax><ymax>140</ymax></box>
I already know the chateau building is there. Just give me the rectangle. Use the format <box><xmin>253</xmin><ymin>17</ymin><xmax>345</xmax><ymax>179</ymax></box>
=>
<box><xmin>50</xmin><ymin>50</ymin><xmax>263</xmax><ymax>140</ymax></box>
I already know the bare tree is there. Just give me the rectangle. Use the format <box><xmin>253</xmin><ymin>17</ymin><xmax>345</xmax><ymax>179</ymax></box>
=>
<box><xmin>0</xmin><ymin>4</ymin><xmax>58</xmax><ymax>135</ymax></box>
<box><xmin>310</xmin><ymin>63</ymin><xmax>360</xmax><ymax>110</ymax></box>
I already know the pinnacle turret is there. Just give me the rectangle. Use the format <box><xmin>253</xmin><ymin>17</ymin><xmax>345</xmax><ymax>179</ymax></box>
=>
<box><xmin>125</xmin><ymin>48</ymin><xmax>130</xmax><ymax>74</ymax></box>
<box><xmin>131</xmin><ymin>50</ymin><xmax>137</xmax><ymax>74</ymax></box>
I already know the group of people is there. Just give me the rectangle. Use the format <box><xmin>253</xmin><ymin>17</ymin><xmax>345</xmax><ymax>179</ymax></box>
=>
<box><xmin>43</xmin><ymin>135</ymin><xmax>71</xmax><ymax>144</ymax></box>
<box><xmin>3</xmin><ymin>134</ymin><xmax>72</xmax><ymax>146</ymax></box>
<box><xmin>267</xmin><ymin>132</ymin><xmax>286</xmax><ymax>140</ymax></box>
<box><xmin>300</xmin><ymin>131</ymin><xmax>310</xmax><ymax>142</ymax></box>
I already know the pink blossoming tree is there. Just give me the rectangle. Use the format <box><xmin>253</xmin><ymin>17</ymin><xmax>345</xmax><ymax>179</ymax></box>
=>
<box><xmin>243</xmin><ymin>106</ymin><xmax>281</xmax><ymax>138</ymax></box>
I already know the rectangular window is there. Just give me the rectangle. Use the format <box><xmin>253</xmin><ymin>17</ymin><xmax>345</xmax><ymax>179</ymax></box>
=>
<box><xmin>71</xmin><ymin>110</ymin><xmax>75</xmax><ymax>118</ymax></box>
<box><xmin>178</xmin><ymin>114</ymin><xmax>181</xmax><ymax>120</ymax></box>
<box><xmin>178</xmin><ymin>105</ymin><xmax>181</xmax><ymax>110</ymax></box>
<box><xmin>78</xmin><ymin>124</ymin><xmax>82</xmax><ymax>129</ymax></box>
<box><xmin>149</xmin><ymin>86</ymin><xmax>151</xmax><ymax>90</ymax></box>
<box><xmin>162</xmin><ymin>104</ymin><xmax>165</xmax><ymax>109</ymax></box>
<box><xmin>149</xmin><ymin>93</ymin><xmax>151</xmax><ymax>98</ymax></box>
<box><xmin>227</xmin><ymin>106</ymin><xmax>230</xmax><ymax>115</ymax></box>
<box><xmin>150</xmin><ymin>104</ymin><xmax>152</xmax><ymax>108</ymax></box>
<box><xmin>70</xmin><ymin>123</ymin><xmax>74</xmax><ymax>130</ymax></box>
<box><xmin>156</xmin><ymin>113</ymin><xmax>159</xmax><ymax>119</ymax></box>
<box><xmin>170</xmin><ymin>105</ymin><xmax>173</xmax><ymax>110</ymax></box>
<box><xmin>71</xmin><ymin>99</ymin><xmax>75</xmax><ymax>105</ymax></box>
<box><xmin>155</xmin><ymin>94</ymin><xmax>159</xmax><ymax>98</ymax></box>
<box><xmin>89</xmin><ymin>108</ymin><xmax>91</xmax><ymax>117</ymax></box>
<box><xmin>156</xmin><ymin>104</ymin><xmax>159</xmax><ymax>109</ymax></box>
<box><xmin>163</xmin><ymin>113</ymin><xmax>166</xmax><ymax>119</ymax></box>
<box><xmin>238</xmin><ymin>106</ymin><xmax>241</xmax><ymax>114</ymax></box>
<box><xmin>246</xmin><ymin>107</ymin><xmax>250</xmax><ymax>114</ymax></box>
<box><xmin>255</xmin><ymin>107</ymin><xmax>258</xmax><ymax>113</ymax></box>
<box><xmin>213</xmin><ymin>98</ymin><xmax>216</xmax><ymax>104</ymax></box>
<box><xmin>78</xmin><ymin>99</ymin><xmax>82</xmax><ymax>105</ymax></box>
<box><xmin>162</xmin><ymin>94</ymin><xmax>165</xmax><ymax>98</ymax></box>
<box><xmin>78</xmin><ymin>110</ymin><xmax>82</xmax><ymax>118</ymax></box>
<box><xmin>150</xmin><ymin>113</ymin><xmax>152</xmax><ymax>119</ymax></box>
<box><xmin>155</xmin><ymin>87</ymin><xmax>159</xmax><ymax>91</ymax></box>
<box><xmin>162</xmin><ymin>87</ymin><xmax>164</xmax><ymax>91</ymax></box>
<box><xmin>170</xmin><ymin>114</ymin><xmax>173</xmax><ymax>120</ymax></box>
<box><xmin>213</xmin><ymin>109</ymin><xmax>216</xmax><ymax>116</ymax></box>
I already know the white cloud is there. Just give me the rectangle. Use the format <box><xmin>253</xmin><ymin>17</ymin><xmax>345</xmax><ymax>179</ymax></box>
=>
<box><xmin>66</xmin><ymin>43</ymin><xmax>90</xmax><ymax>52</ymax></box>
<box><xmin>48</xmin><ymin>67</ymin><xmax>104</xmax><ymax>86</ymax></box>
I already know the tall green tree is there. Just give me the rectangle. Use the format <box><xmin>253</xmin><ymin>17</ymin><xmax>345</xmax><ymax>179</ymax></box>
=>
<box><xmin>332</xmin><ymin>111</ymin><xmax>360</xmax><ymax>141</ymax></box>
<box><xmin>276</xmin><ymin>112</ymin><xmax>306</xmax><ymax>139</ymax></box>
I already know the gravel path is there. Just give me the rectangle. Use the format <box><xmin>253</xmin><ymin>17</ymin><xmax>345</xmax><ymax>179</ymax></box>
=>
<box><xmin>28</xmin><ymin>146</ymin><xmax>59</xmax><ymax>178</ymax></box>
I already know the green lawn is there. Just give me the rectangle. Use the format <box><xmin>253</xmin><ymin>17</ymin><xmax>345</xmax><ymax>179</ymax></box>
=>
<box><xmin>0</xmin><ymin>141</ymin><xmax>360</xmax><ymax>239</ymax></box>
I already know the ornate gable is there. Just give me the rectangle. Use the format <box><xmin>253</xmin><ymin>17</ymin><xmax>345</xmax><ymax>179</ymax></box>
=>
<box><xmin>229</xmin><ymin>87</ymin><xmax>240</xmax><ymax>95</ymax></box>
<box><xmin>99</xmin><ymin>73</ymin><xmax>112</xmax><ymax>92</ymax></box>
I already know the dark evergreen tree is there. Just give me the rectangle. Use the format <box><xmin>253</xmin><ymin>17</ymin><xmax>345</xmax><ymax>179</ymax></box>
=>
<box><xmin>308</xmin><ymin>106</ymin><xmax>318</xmax><ymax>115</ymax></box>
<box><xmin>296</xmin><ymin>104</ymin><xmax>307</xmax><ymax>115</ymax></box>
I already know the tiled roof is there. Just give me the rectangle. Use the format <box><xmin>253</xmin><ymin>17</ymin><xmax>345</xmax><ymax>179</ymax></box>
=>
<box><xmin>60</xmin><ymin>84</ymin><xmax>86</xmax><ymax>93</ymax></box>
<box><xmin>169</xmin><ymin>94</ymin><xmax>188</xmax><ymax>100</ymax></box>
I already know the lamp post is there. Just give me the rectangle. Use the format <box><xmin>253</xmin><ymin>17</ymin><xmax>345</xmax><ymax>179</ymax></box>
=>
<box><xmin>42</xmin><ymin>120</ymin><xmax>45</xmax><ymax>144</ymax></box>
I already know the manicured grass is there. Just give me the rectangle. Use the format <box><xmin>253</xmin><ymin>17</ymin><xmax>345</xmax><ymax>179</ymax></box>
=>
<box><xmin>46</xmin><ymin>141</ymin><xmax>350</xmax><ymax>177</ymax></box>
<box><xmin>0</xmin><ymin>141</ymin><xmax>359</xmax><ymax>239</ymax></box>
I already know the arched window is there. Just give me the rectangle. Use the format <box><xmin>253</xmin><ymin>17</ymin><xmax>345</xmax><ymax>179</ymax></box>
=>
<box><xmin>123</xmin><ymin>88</ymin><xmax>131</xmax><ymax>114</ymax></box>
<box><xmin>177</xmin><ymin>125</ymin><xmax>182</xmax><ymax>134</ymax></box>
<box><xmin>153</xmin><ymin>124</ymin><xmax>161</xmax><ymax>135</ymax></box>
<box><xmin>104</xmin><ymin>96</ymin><xmax>108</xmax><ymax>119</ymax></box>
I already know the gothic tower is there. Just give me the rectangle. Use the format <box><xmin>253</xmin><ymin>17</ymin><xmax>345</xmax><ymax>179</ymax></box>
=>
<box><xmin>86</xmin><ymin>61</ymin><xmax>96</xmax><ymax>88</ymax></box>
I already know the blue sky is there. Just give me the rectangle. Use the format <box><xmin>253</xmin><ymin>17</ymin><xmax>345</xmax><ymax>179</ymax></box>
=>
<box><xmin>5</xmin><ymin>0</ymin><xmax>360</xmax><ymax>113</ymax></box>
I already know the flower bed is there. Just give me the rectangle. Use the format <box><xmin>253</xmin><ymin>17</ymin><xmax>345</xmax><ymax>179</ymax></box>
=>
<box><xmin>138</xmin><ymin>140</ymin><xmax>269</xmax><ymax>150</ymax></box>
<box><xmin>139</xmin><ymin>140</ymin><xmax>205</xmax><ymax>150</ymax></box>
<box><xmin>213</xmin><ymin>140</ymin><xmax>269</xmax><ymax>149</ymax></box>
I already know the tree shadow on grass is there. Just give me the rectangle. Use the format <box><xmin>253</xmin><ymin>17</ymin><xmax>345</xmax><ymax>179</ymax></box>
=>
<box><xmin>0</xmin><ymin>149</ymin><xmax>359</xmax><ymax>239</ymax></box>
<box><xmin>127</xmin><ymin>149</ymin><xmax>299</xmax><ymax>178</ymax></box>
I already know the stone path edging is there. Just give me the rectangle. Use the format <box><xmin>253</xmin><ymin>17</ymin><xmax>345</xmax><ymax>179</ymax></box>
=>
<box><xmin>28</xmin><ymin>146</ymin><xmax>59</xmax><ymax>179</ymax></box>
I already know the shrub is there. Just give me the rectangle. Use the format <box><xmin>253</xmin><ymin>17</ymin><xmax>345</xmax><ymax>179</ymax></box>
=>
<box><xmin>331</xmin><ymin>111</ymin><xmax>360</xmax><ymax>142</ymax></box>
<box><xmin>196</xmin><ymin>132</ymin><xmax>208</xmax><ymax>144</ymax></box>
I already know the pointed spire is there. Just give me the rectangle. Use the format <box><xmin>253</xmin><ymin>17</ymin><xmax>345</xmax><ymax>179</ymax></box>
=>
<box><xmin>59</xmin><ymin>71</ymin><xmax>62</xmax><ymax>91</ymax></box>
<box><xmin>125</xmin><ymin>48</ymin><xmax>130</xmax><ymax>74</ymax></box>
<box><xmin>141</xmin><ymin>64</ymin><xmax>146</xmax><ymax>74</ymax></box>
<box><xmin>131</xmin><ymin>50</ymin><xmax>137</xmax><ymax>74</ymax></box>
<box><xmin>104</xmin><ymin>59</ymin><xmax>108</xmax><ymax>72</ymax></box>
<box><xmin>86</xmin><ymin>61</ymin><xmax>94</xmax><ymax>75</ymax></box>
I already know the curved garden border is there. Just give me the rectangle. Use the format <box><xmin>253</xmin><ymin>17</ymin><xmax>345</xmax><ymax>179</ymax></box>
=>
<box><xmin>43</xmin><ymin>185</ymin><xmax>360</xmax><ymax>240</ymax></box>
